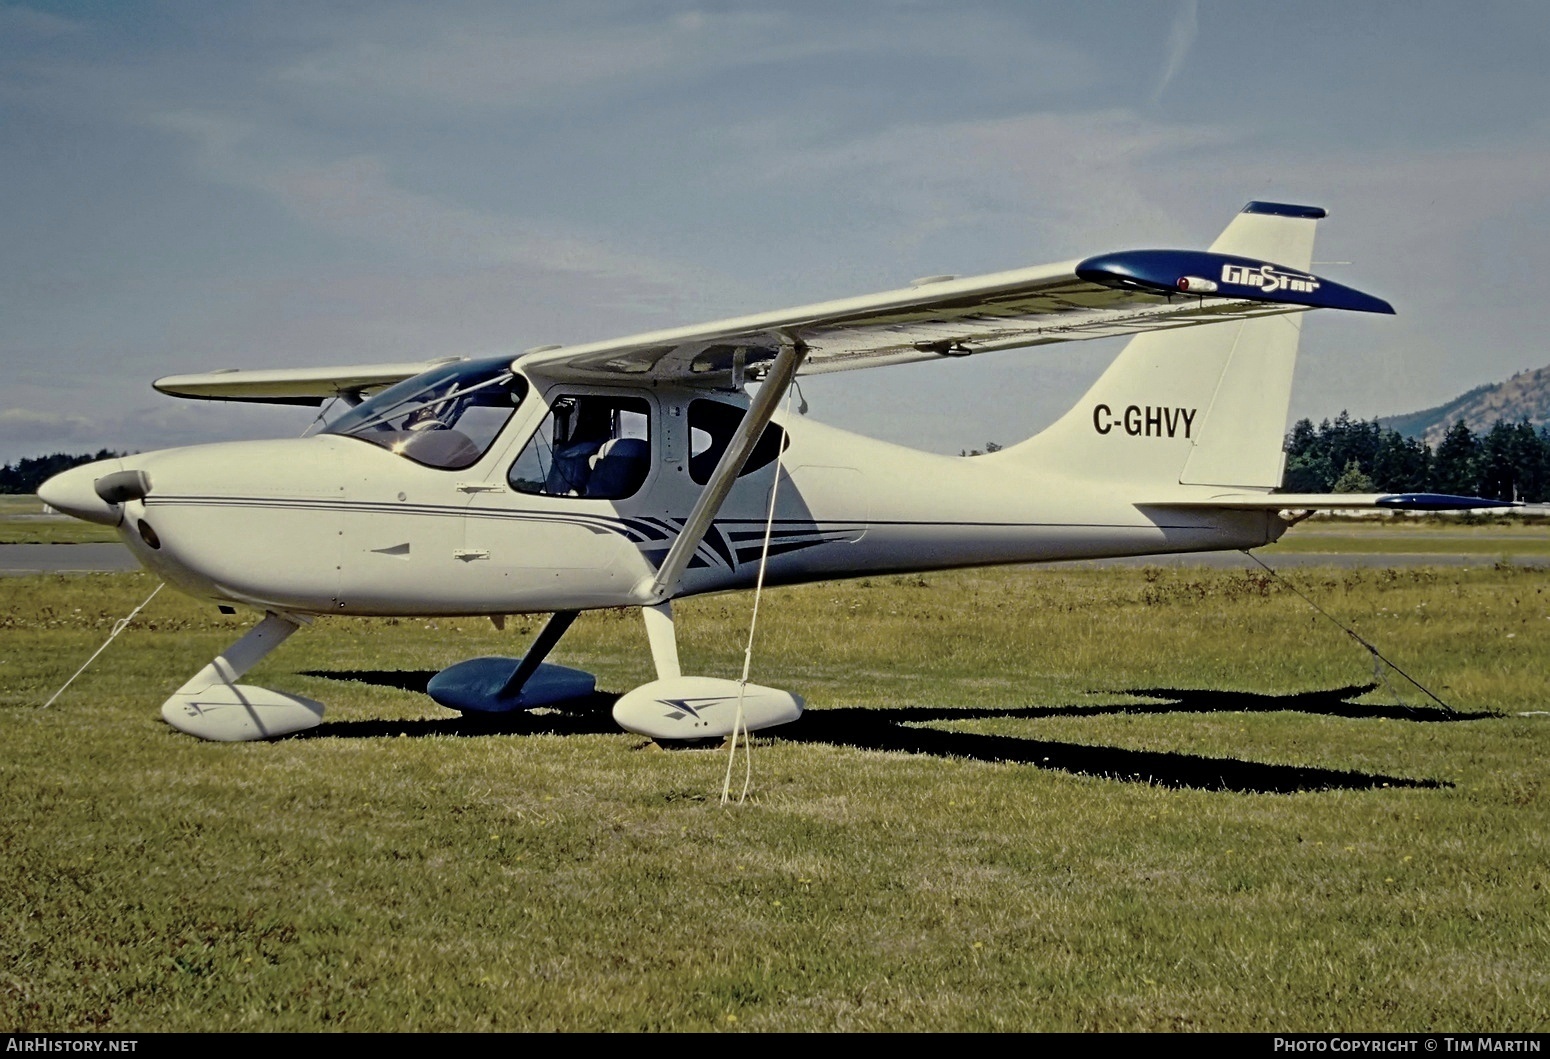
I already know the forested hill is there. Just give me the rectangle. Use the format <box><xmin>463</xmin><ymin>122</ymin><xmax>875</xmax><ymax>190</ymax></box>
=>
<box><xmin>1382</xmin><ymin>364</ymin><xmax>1550</xmax><ymax>448</ymax></box>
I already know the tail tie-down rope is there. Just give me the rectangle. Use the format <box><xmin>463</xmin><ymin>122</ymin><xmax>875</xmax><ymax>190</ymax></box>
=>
<box><xmin>1242</xmin><ymin>551</ymin><xmax>1453</xmax><ymax>715</ymax></box>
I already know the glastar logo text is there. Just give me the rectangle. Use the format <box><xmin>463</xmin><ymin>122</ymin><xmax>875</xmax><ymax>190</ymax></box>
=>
<box><xmin>1220</xmin><ymin>263</ymin><xmax>1321</xmax><ymax>295</ymax></box>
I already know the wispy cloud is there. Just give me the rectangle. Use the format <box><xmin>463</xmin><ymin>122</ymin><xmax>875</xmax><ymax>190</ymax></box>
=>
<box><xmin>0</xmin><ymin>4</ymin><xmax>83</xmax><ymax>38</ymax></box>
<box><xmin>0</xmin><ymin>401</ymin><xmax>307</xmax><ymax>459</ymax></box>
<box><xmin>0</xmin><ymin>408</ymin><xmax>96</xmax><ymax>442</ymax></box>
<box><xmin>1149</xmin><ymin>0</ymin><xmax>1198</xmax><ymax>107</ymax></box>
<box><xmin>717</xmin><ymin>108</ymin><xmax>1233</xmax><ymax>260</ymax></box>
<box><xmin>135</xmin><ymin>108</ymin><xmax>728</xmax><ymax>354</ymax></box>
<box><xmin>5</xmin><ymin>2</ymin><xmax>1550</xmax><ymax>462</ymax></box>
<box><xmin>273</xmin><ymin>5</ymin><xmax>1091</xmax><ymax>110</ymax></box>
<box><xmin>147</xmin><ymin>110</ymin><xmax>690</xmax><ymax>283</ymax></box>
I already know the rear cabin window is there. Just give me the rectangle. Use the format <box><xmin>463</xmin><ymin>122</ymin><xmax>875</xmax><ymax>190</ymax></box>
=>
<box><xmin>688</xmin><ymin>399</ymin><xmax>788</xmax><ymax>485</ymax></box>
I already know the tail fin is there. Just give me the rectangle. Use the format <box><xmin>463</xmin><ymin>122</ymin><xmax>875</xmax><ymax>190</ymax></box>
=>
<box><xmin>1002</xmin><ymin>201</ymin><xmax>1323</xmax><ymax>490</ymax></box>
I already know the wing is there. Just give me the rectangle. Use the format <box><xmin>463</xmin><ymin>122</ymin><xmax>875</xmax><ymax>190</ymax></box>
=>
<box><xmin>516</xmin><ymin>247</ymin><xmax>1393</xmax><ymax>385</ymax></box>
<box><xmin>152</xmin><ymin>202</ymin><xmax>1393</xmax><ymax>401</ymax></box>
<box><xmin>153</xmin><ymin>358</ymin><xmax>466</xmax><ymax>405</ymax></box>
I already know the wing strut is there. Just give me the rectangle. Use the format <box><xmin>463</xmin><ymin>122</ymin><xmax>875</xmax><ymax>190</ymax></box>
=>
<box><xmin>638</xmin><ymin>339</ymin><xmax>809</xmax><ymax>603</ymax></box>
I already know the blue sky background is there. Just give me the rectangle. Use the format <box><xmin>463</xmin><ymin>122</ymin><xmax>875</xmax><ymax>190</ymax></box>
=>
<box><xmin>3</xmin><ymin>1</ymin><xmax>1548</xmax><ymax>462</ymax></box>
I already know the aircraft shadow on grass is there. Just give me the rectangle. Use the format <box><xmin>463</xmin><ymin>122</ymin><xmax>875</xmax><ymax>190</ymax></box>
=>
<box><xmin>299</xmin><ymin>670</ymin><xmax>1478</xmax><ymax>794</ymax></box>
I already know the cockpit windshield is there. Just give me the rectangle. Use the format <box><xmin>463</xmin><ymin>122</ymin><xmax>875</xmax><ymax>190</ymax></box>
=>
<box><xmin>324</xmin><ymin>356</ymin><xmax>528</xmax><ymax>470</ymax></box>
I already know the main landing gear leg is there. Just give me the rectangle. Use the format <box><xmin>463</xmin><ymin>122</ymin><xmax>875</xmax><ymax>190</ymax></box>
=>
<box><xmin>425</xmin><ymin>611</ymin><xmax>596</xmax><ymax>714</ymax></box>
<box><xmin>161</xmin><ymin>612</ymin><xmax>325</xmax><ymax>741</ymax></box>
<box><xmin>641</xmin><ymin>601</ymin><xmax>681</xmax><ymax>680</ymax></box>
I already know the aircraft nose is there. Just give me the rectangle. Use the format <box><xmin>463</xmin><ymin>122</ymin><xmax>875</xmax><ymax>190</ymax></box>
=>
<box><xmin>37</xmin><ymin>460</ymin><xmax>127</xmax><ymax>526</ymax></box>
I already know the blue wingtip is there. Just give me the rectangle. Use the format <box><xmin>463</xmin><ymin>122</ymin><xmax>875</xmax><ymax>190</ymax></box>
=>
<box><xmin>1076</xmin><ymin>248</ymin><xmax>1394</xmax><ymax>315</ymax></box>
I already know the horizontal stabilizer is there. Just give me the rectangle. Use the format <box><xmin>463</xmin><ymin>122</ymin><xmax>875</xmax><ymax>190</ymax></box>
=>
<box><xmin>1144</xmin><ymin>493</ymin><xmax>1520</xmax><ymax>511</ymax></box>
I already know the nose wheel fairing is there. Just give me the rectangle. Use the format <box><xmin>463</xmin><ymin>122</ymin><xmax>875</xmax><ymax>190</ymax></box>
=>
<box><xmin>163</xmin><ymin>684</ymin><xmax>325</xmax><ymax>742</ymax></box>
<box><xmin>161</xmin><ymin>613</ymin><xmax>325</xmax><ymax>741</ymax></box>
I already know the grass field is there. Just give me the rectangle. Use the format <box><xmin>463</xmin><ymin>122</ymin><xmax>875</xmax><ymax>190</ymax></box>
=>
<box><xmin>2</xmin><ymin>552</ymin><xmax>1548</xmax><ymax>1030</ymax></box>
<box><xmin>0</xmin><ymin>495</ymin><xmax>118</xmax><ymax>544</ymax></box>
<box><xmin>1264</xmin><ymin>517</ymin><xmax>1550</xmax><ymax>558</ymax></box>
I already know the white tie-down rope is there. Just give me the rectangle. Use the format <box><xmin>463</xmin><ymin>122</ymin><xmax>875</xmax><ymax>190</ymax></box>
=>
<box><xmin>721</xmin><ymin>384</ymin><xmax>798</xmax><ymax>806</ymax></box>
<box><xmin>1242</xmin><ymin>551</ymin><xmax>1453</xmax><ymax>714</ymax></box>
<box><xmin>41</xmin><ymin>582</ymin><xmax>165</xmax><ymax>709</ymax></box>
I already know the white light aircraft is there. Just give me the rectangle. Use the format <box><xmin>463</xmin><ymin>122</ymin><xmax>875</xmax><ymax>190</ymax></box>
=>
<box><xmin>39</xmin><ymin>202</ymin><xmax>1508</xmax><ymax>743</ymax></box>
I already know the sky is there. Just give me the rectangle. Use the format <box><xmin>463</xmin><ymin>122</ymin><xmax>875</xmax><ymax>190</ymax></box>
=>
<box><xmin>3</xmin><ymin>0</ymin><xmax>1549</xmax><ymax>464</ymax></box>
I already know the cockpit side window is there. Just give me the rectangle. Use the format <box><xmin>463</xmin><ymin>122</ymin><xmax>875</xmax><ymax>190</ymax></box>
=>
<box><xmin>508</xmin><ymin>394</ymin><xmax>652</xmax><ymax>500</ymax></box>
<box><xmin>324</xmin><ymin>357</ymin><xmax>528</xmax><ymax>471</ymax></box>
<box><xmin>688</xmin><ymin>399</ymin><xmax>788</xmax><ymax>485</ymax></box>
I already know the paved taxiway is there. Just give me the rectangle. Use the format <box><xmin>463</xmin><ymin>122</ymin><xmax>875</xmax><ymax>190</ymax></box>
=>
<box><xmin>0</xmin><ymin>544</ymin><xmax>142</xmax><ymax>574</ymax></box>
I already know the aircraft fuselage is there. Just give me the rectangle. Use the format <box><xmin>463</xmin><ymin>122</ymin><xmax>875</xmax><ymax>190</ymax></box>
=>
<box><xmin>47</xmin><ymin>375</ymin><xmax>1285</xmax><ymax>617</ymax></box>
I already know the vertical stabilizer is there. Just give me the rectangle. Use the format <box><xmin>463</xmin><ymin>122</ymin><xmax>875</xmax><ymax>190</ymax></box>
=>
<box><xmin>1001</xmin><ymin>202</ymin><xmax>1323</xmax><ymax>491</ymax></box>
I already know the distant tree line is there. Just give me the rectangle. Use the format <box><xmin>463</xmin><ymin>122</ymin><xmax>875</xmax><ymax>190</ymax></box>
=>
<box><xmin>0</xmin><ymin>450</ymin><xmax>123</xmax><ymax>495</ymax></box>
<box><xmin>1283</xmin><ymin>413</ymin><xmax>1550</xmax><ymax>502</ymax></box>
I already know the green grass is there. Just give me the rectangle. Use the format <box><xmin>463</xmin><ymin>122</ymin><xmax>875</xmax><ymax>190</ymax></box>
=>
<box><xmin>1267</xmin><ymin>535</ymin><xmax>1550</xmax><ymax>556</ymax></box>
<box><xmin>2</xmin><ymin>565</ymin><xmax>1547</xmax><ymax>1031</ymax></box>
<box><xmin>1266</xmin><ymin>515</ymin><xmax>1550</xmax><ymax>557</ymax></box>
<box><xmin>0</xmin><ymin>495</ymin><xmax>119</xmax><ymax>543</ymax></box>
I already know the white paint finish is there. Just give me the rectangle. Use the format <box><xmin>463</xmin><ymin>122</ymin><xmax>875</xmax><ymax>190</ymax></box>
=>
<box><xmin>35</xmin><ymin>459</ymin><xmax>125</xmax><ymax>526</ymax></box>
<box><xmin>173</xmin><ymin>612</ymin><xmax>304</xmax><ymax>694</ymax></box>
<box><xmin>642</xmin><ymin>602</ymin><xmax>681</xmax><ymax>681</ymax></box>
<box><xmin>1180</xmin><ymin>313</ymin><xmax>1304</xmax><ymax>488</ymax></box>
<box><xmin>162</xmin><ymin>685</ymin><xmax>324</xmax><ymax>742</ymax></box>
<box><xmin>613</xmin><ymin>676</ymin><xmax>804</xmax><ymax>740</ymax></box>
<box><xmin>160</xmin><ymin>612</ymin><xmax>321</xmax><ymax>742</ymax></box>
<box><xmin>1209</xmin><ymin>212</ymin><xmax>1318</xmax><ymax>272</ymax></box>
<box><xmin>132</xmin><ymin>439</ymin><xmax>348</xmax><ymax>610</ymax></box>
<box><xmin>90</xmin><ymin>369</ymin><xmax>1290</xmax><ymax>618</ymax></box>
<box><xmin>781</xmin><ymin>466</ymin><xmax>868</xmax><ymax>542</ymax></box>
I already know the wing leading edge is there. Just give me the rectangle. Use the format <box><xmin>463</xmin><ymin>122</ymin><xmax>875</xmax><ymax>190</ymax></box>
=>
<box><xmin>517</xmin><ymin>243</ymin><xmax>1392</xmax><ymax>385</ymax></box>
